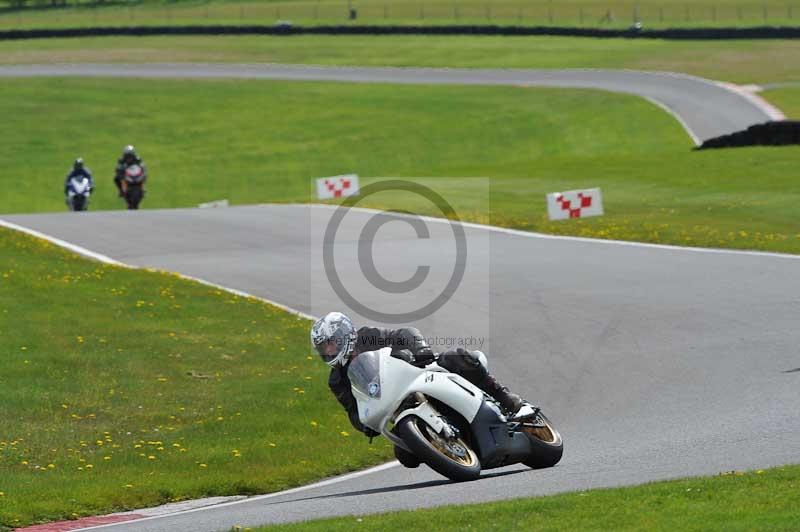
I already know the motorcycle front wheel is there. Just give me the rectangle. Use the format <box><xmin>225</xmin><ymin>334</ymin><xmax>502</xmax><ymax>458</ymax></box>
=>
<box><xmin>396</xmin><ymin>415</ymin><xmax>481</xmax><ymax>482</ymax></box>
<box><xmin>521</xmin><ymin>412</ymin><xmax>563</xmax><ymax>469</ymax></box>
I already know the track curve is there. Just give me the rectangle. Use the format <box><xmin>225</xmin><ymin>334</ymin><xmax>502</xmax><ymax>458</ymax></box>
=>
<box><xmin>3</xmin><ymin>205</ymin><xmax>799</xmax><ymax>531</ymax></box>
<box><xmin>0</xmin><ymin>63</ymin><xmax>782</xmax><ymax>143</ymax></box>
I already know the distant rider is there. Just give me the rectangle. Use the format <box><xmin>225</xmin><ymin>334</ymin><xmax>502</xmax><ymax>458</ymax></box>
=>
<box><xmin>114</xmin><ymin>145</ymin><xmax>147</xmax><ymax>197</ymax></box>
<box><xmin>310</xmin><ymin>311</ymin><xmax>528</xmax><ymax>468</ymax></box>
<box><xmin>64</xmin><ymin>157</ymin><xmax>94</xmax><ymax>195</ymax></box>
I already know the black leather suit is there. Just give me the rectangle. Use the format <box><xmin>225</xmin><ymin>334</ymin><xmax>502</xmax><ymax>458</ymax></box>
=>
<box><xmin>328</xmin><ymin>326</ymin><xmax>492</xmax><ymax>434</ymax></box>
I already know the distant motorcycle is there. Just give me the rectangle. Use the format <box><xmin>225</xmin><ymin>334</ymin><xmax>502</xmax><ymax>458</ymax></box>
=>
<box><xmin>121</xmin><ymin>164</ymin><xmax>146</xmax><ymax>210</ymax></box>
<box><xmin>66</xmin><ymin>175</ymin><xmax>92</xmax><ymax>211</ymax></box>
<box><xmin>349</xmin><ymin>347</ymin><xmax>563</xmax><ymax>482</ymax></box>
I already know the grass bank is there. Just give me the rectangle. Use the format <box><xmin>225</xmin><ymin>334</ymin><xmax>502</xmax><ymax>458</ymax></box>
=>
<box><xmin>1</xmin><ymin>78</ymin><xmax>798</xmax><ymax>254</ymax></box>
<box><xmin>2</xmin><ymin>0</ymin><xmax>800</xmax><ymax>30</ymax></box>
<box><xmin>255</xmin><ymin>464</ymin><xmax>800</xmax><ymax>531</ymax></box>
<box><xmin>1</xmin><ymin>35</ymin><xmax>800</xmax><ymax>84</ymax></box>
<box><xmin>0</xmin><ymin>227</ymin><xmax>392</xmax><ymax>529</ymax></box>
<box><xmin>762</xmin><ymin>87</ymin><xmax>800</xmax><ymax>117</ymax></box>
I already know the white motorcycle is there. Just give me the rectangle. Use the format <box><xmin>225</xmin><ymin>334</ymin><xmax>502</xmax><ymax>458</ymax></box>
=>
<box><xmin>66</xmin><ymin>175</ymin><xmax>92</xmax><ymax>211</ymax></box>
<box><xmin>349</xmin><ymin>347</ymin><xmax>563</xmax><ymax>481</ymax></box>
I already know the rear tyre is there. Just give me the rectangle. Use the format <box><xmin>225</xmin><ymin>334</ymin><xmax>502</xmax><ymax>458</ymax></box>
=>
<box><xmin>396</xmin><ymin>415</ymin><xmax>481</xmax><ymax>482</ymax></box>
<box><xmin>521</xmin><ymin>412</ymin><xmax>563</xmax><ymax>469</ymax></box>
<box><xmin>126</xmin><ymin>187</ymin><xmax>143</xmax><ymax>210</ymax></box>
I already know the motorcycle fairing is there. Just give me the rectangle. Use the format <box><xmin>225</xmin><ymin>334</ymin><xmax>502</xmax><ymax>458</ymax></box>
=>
<box><xmin>469</xmin><ymin>402</ymin><xmax>534</xmax><ymax>469</ymax></box>
<box><xmin>349</xmin><ymin>348</ymin><xmax>483</xmax><ymax>436</ymax></box>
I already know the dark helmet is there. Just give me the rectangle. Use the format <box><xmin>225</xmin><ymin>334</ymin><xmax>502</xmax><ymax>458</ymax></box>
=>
<box><xmin>73</xmin><ymin>157</ymin><xmax>84</xmax><ymax>169</ymax></box>
<box><xmin>310</xmin><ymin>312</ymin><xmax>357</xmax><ymax>367</ymax></box>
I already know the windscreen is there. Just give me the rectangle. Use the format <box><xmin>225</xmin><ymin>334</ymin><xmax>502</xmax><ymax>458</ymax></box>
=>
<box><xmin>348</xmin><ymin>350</ymin><xmax>381</xmax><ymax>399</ymax></box>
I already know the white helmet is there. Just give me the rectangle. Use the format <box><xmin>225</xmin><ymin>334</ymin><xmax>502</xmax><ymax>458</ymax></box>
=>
<box><xmin>310</xmin><ymin>312</ymin><xmax>357</xmax><ymax>367</ymax></box>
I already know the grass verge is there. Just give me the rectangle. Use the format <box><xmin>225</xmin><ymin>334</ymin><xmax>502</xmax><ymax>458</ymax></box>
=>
<box><xmin>1</xmin><ymin>77</ymin><xmax>799</xmax><ymax>254</ymax></box>
<box><xmin>1</xmin><ymin>35</ymin><xmax>800</xmax><ymax>84</ymax></box>
<box><xmin>254</xmin><ymin>464</ymin><xmax>800</xmax><ymax>531</ymax></box>
<box><xmin>0</xmin><ymin>227</ymin><xmax>392</xmax><ymax>529</ymax></box>
<box><xmin>762</xmin><ymin>87</ymin><xmax>800</xmax><ymax>117</ymax></box>
<box><xmin>2</xmin><ymin>0</ymin><xmax>800</xmax><ymax>30</ymax></box>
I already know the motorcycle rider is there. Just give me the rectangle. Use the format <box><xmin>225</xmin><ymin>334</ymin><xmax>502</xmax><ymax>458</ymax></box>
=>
<box><xmin>310</xmin><ymin>311</ymin><xmax>527</xmax><ymax>468</ymax></box>
<box><xmin>114</xmin><ymin>145</ymin><xmax>147</xmax><ymax>197</ymax></box>
<box><xmin>64</xmin><ymin>157</ymin><xmax>94</xmax><ymax>196</ymax></box>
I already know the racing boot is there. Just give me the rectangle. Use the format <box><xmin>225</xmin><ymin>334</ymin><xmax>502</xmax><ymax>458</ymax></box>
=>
<box><xmin>394</xmin><ymin>445</ymin><xmax>421</xmax><ymax>468</ymax></box>
<box><xmin>479</xmin><ymin>375</ymin><xmax>524</xmax><ymax>416</ymax></box>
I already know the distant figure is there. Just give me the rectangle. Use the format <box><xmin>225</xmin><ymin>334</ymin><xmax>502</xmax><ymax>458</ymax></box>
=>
<box><xmin>65</xmin><ymin>157</ymin><xmax>94</xmax><ymax>211</ymax></box>
<box><xmin>114</xmin><ymin>145</ymin><xmax>148</xmax><ymax>210</ymax></box>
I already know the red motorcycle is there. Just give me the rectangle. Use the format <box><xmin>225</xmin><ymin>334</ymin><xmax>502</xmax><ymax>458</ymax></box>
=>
<box><xmin>121</xmin><ymin>164</ymin><xmax>146</xmax><ymax>210</ymax></box>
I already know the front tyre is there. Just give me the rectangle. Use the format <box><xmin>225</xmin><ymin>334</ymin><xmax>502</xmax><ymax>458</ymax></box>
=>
<box><xmin>521</xmin><ymin>412</ymin><xmax>563</xmax><ymax>469</ymax></box>
<box><xmin>396</xmin><ymin>416</ymin><xmax>481</xmax><ymax>482</ymax></box>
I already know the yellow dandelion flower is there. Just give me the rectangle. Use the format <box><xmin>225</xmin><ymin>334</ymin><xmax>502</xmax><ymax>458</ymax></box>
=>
<box><xmin>104</xmin><ymin>456</ymin><xmax>112</xmax><ymax>461</ymax></box>
<box><xmin>124</xmin><ymin>484</ymin><xmax>134</xmax><ymax>488</ymax></box>
<box><xmin>310</xmin><ymin>421</ymin><xmax>318</xmax><ymax>427</ymax></box>
<box><xmin>199</xmin><ymin>463</ymin><xmax>208</xmax><ymax>468</ymax></box>
<box><xmin>340</xmin><ymin>431</ymin><xmax>350</xmax><ymax>437</ymax></box>
<box><xmin>148</xmin><ymin>455</ymin><xmax>156</xmax><ymax>460</ymax></box>
<box><xmin>47</xmin><ymin>463</ymin><xmax>55</xmax><ymax>469</ymax></box>
<box><xmin>85</xmin><ymin>464</ymin><xmax>94</xmax><ymax>469</ymax></box>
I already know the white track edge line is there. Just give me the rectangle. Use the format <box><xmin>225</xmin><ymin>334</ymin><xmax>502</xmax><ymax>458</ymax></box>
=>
<box><xmin>75</xmin><ymin>461</ymin><xmax>402</xmax><ymax>531</ymax></box>
<box><xmin>641</xmin><ymin>96</ymin><xmax>701</xmax><ymax>146</ymax></box>
<box><xmin>305</xmin><ymin>203</ymin><xmax>800</xmax><ymax>261</ymax></box>
<box><xmin>715</xmin><ymin>81</ymin><xmax>787</xmax><ymax>121</ymax></box>
<box><xmin>0</xmin><ymin>218</ymin><xmax>317</xmax><ymax>320</ymax></box>
<box><xmin>0</xmin><ymin>217</ymin><xmax>402</xmax><ymax>528</ymax></box>
<box><xmin>0</xmin><ymin>219</ymin><xmax>128</xmax><ymax>266</ymax></box>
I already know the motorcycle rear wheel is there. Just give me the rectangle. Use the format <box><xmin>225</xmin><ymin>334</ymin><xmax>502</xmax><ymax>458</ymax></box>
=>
<box><xmin>521</xmin><ymin>412</ymin><xmax>563</xmax><ymax>469</ymax></box>
<box><xmin>126</xmin><ymin>186</ymin><xmax>143</xmax><ymax>210</ymax></box>
<box><xmin>396</xmin><ymin>415</ymin><xmax>481</xmax><ymax>482</ymax></box>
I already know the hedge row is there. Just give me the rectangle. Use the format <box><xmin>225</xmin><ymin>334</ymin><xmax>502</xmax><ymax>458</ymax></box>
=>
<box><xmin>697</xmin><ymin>121</ymin><xmax>800</xmax><ymax>149</ymax></box>
<box><xmin>2</xmin><ymin>23</ymin><xmax>800</xmax><ymax>40</ymax></box>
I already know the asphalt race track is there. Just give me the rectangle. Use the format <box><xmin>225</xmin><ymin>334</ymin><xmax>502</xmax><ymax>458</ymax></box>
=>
<box><xmin>0</xmin><ymin>63</ymin><xmax>782</xmax><ymax>143</ymax></box>
<box><xmin>3</xmin><ymin>205</ymin><xmax>799</xmax><ymax>531</ymax></box>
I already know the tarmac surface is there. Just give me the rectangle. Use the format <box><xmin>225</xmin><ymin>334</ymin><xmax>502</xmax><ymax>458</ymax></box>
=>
<box><xmin>0</xmin><ymin>63</ymin><xmax>782</xmax><ymax>143</ymax></box>
<box><xmin>4</xmin><ymin>204</ymin><xmax>799</xmax><ymax>531</ymax></box>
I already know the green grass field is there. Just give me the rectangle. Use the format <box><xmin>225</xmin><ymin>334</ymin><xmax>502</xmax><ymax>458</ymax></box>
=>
<box><xmin>762</xmin><ymin>87</ymin><xmax>800</xmax><ymax>117</ymax></box>
<box><xmin>1</xmin><ymin>77</ymin><xmax>798</xmax><ymax>254</ymax></box>
<box><xmin>0</xmin><ymin>227</ymin><xmax>393</xmax><ymax>529</ymax></box>
<box><xmin>2</xmin><ymin>0</ymin><xmax>800</xmax><ymax>29</ymax></box>
<box><xmin>1</xmin><ymin>35</ymin><xmax>799</xmax><ymax>85</ymax></box>
<box><xmin>254</xmin><ymin>465</ymin><xmax>800</xmax><ymax>531</ymax></box>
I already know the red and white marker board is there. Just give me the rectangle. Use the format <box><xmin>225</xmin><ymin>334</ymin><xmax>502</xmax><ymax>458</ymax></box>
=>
<box><xmin>546</xmin><ymin>188</ymin><xmax>604</xmax><ymax>220</ymax></box>
<box><xmin>316</xmin><ymin>174</ymin><xmax>360</xmax><ymax>200</ymax></box>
